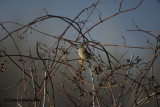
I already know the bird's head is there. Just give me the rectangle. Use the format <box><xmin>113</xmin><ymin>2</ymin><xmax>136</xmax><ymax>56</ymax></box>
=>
<box><xmin>78</xmin><ymin>45</ymin><xmax>83</xmax><ymax>49</ymax></box>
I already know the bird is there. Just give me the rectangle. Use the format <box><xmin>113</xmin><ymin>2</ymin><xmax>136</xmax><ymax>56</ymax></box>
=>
<box><xmin>78</xmin><ymin>45</ymin><xmax>91</xmax><ymax>60</ymax></box>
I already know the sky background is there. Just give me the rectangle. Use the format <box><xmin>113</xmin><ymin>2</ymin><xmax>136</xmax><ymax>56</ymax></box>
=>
<box><xmin>1</xmin><ymin>0</ymin><xmax>160</xmax><ymax>53</ymax></box>
<box><xmin>0</xmin><ymin>0</ymin><xmax>160</xmax><ymax>106</ymax></box>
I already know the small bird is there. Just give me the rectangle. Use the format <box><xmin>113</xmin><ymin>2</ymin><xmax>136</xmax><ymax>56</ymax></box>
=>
<box><xmin>78</xmin><ymin>45</ymin><xmax>91</xmax><ymax>60</ymax></box>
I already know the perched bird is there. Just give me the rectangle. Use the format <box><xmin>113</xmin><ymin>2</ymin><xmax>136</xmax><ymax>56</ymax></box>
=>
<box><xmin>78</xmin><ymin>45</ymin><xmax>91</xmax><ymax>60</ymax></box>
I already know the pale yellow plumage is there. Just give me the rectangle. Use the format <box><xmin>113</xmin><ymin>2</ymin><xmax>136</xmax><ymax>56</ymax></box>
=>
<box><xmin>78</xmin><ymin>45</ymin><xmax>91</xmax><ymax>60</ymax></box>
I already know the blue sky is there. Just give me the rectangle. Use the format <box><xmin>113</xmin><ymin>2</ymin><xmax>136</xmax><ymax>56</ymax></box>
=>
<box><xmin>0</xmin><ymin>0</ymin><xmax>160</xmax><ymax>57</ymax></box>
